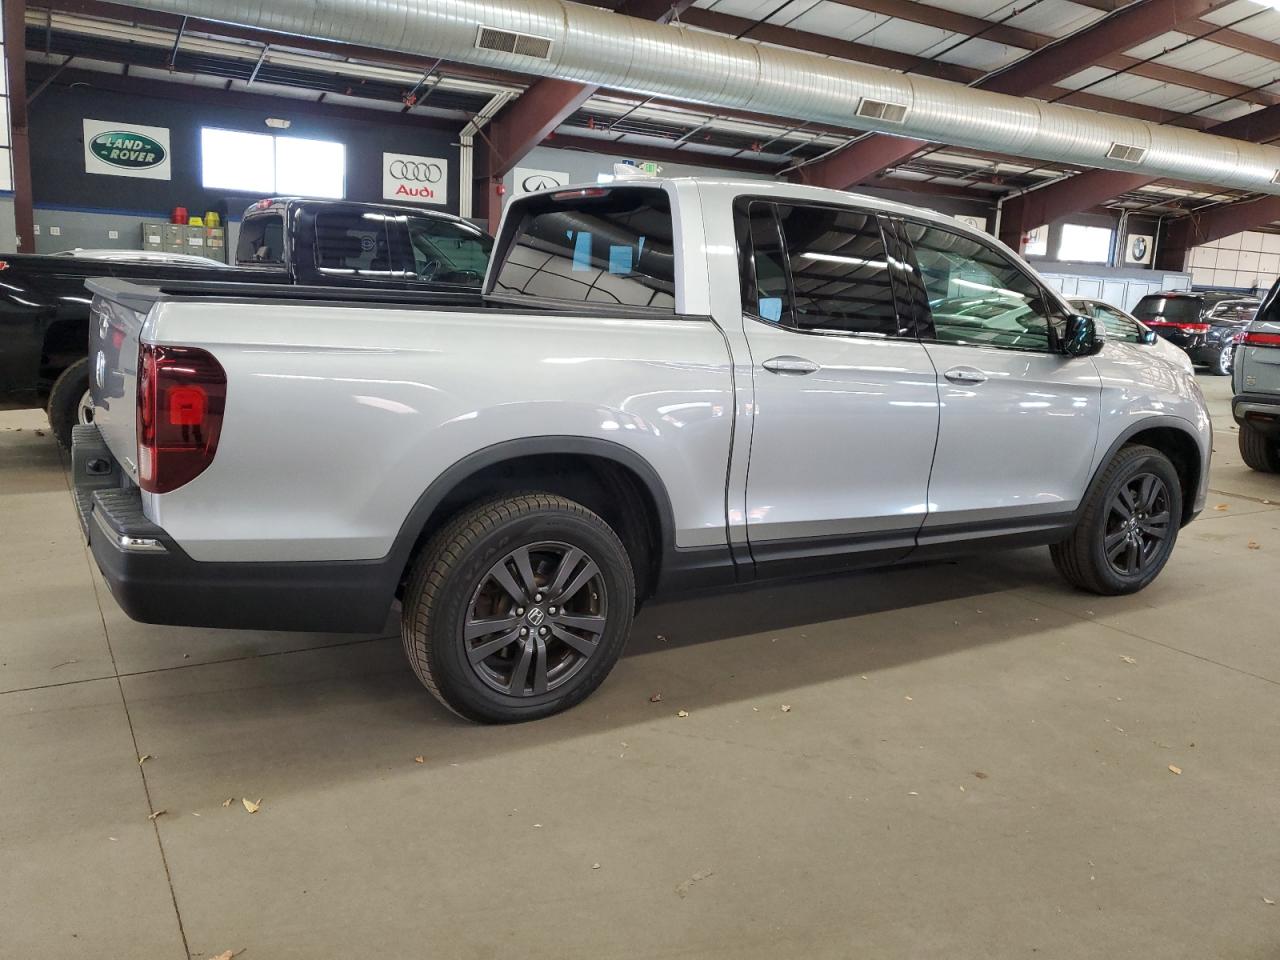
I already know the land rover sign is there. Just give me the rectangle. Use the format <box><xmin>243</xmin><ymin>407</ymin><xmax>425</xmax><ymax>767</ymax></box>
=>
<box><xmin>83</xmin><ymin>119</ymin><xmax>172</xmax><ymax>180</ymax></box>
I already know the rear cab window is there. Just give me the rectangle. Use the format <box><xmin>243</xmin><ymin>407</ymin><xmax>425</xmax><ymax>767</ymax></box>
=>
<box><xmin>313</xmin><ymin>209</ymin><xmax>396</xmax><ymax>281</ymax></box>
<box><xmin>490</xmin><ymin>186</ymin><xmax>675</xmax><ymax>309</ymax></box>
<box><xmin>236</xmin><ymin>212</ymin><xmax>285</xmax><ymax>266</ymax></box>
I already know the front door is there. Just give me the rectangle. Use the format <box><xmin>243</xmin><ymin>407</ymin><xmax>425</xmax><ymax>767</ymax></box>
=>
<box><xmin>738</xmin><ymin>201</ymin><xmax>940</xmax><ymax>575</ymax></box>
<box><xmin>895</xmin><ymin>218</ymin><xmax>1102</xmax><ymax>544</ymax></box>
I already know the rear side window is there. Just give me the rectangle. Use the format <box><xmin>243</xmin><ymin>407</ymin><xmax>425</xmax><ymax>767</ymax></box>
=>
<box><xmin>776</xmin><ymin>204</ymin><xmax>900</xmax><ymax>337</ymax></box>
<box><xmin>236</xmin><ymin>214</ymin><xmax>284</xmax><ymax>265</ymax></box>
<box><xmin>1133</xmin><ymin>296</ymin><xmax>1201</xmax><ymax>323</ymax></box>
<box><xmin>314</xmin><ymin>210</ymin><xmax>394</xmax><ymax>278</ymax></box>
<box><xmin>406</xmin><ymin>216</ymin><xmax>492</xmax><ymax>285</ymax></box>
<box><xmin>492</xmin><ymin>187</ymin><xmax>675</xmax><ymax>308</ymax></box>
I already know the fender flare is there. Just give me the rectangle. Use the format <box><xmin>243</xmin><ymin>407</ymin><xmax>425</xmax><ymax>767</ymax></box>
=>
<box><xmin>1078</xmin><ymin>415</ymin><xmax>1206</xmax><ymax>527</ymax></box>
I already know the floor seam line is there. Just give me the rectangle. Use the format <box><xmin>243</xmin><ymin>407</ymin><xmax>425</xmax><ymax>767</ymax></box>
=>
<box><xmin>1012</xmin><ymin>589</ymin><xmax>1280</xmax><ymax>688</ymax></box>
<box><xmin>85</xmin><ymin>545</ymin><xmax>194</xmax><ymax>960</ymax></box>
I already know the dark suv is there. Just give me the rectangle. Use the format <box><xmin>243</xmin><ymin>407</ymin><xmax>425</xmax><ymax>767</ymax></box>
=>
<box><xmin>1132</xmin><ymin>291</ymin><xmax>1261</xmax><ymax>376</ymax></box>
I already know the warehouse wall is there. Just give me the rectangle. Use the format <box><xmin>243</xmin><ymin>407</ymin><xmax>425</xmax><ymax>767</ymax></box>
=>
<box><xmin>1185</xmin><ymin>231</ymin><xmax>1280</xmax><ymax>294</ymax></box>
<box><xmin>21</xmin><ymin>82</ymin><xmax>461</xmax><ymax>255</ymax></box>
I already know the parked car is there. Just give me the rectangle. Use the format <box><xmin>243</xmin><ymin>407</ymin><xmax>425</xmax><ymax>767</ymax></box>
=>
<box><xmin>1232</xmin><ymin>277</ymin><xmax>1280</xmax><ymax>472</ymax></box>
<box><xmin>1131</xmin><ymin>290</ymin><xmax>1260</xmax><ymax>376</ymax></box>
<box><xmin>0</xmin><ymin>198</ymin><xmax>491</xmax><ymax>444</ymax></box>
<box><xmin>74</xmin><ymin>179</ymin><xmax>1211</xmax><ymax>722</ymax></box>
<box><xmin>1068</xmin><ymin>297</ymin><xmax>1193</xmax><ymax>372</ymax></box>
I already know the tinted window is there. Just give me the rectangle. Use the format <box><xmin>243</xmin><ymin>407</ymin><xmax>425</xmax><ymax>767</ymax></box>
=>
<box><xmin>492</xmin><ymin>187</ymin><xmax>675</xmax><ymax>308</ymax></box>
<box><xmin>743</xmin><ymin>202</ymin><xmax>791</xmax><ymax>324</ymax></box>
<box><xmin>1133</xmin><ymin>296</ymin><xmax>1201</xmax><ymax>323</ymax></box>
<box><xmin>406</xmin><ymin>216</ymin><xmax>492</xmax><ymax>285</ymax></box>
<box><xmin>236</xmin><ymin>213</ymin><xmax>284</xmax><ymax>265</ymax></box>
<box><xmin>777</xmin><ymin>204</ymin><xmax>900</xmax><ymax>336</ymax></box>
<box><xmin>907</xmin><ymin>222</ymin><xmax>1054</xmax><ymax>352</ymax></box>
<box><xmin>313</xmin><ymin>210</ymin><xmax>395</xmax><ymax>278</ymax></box>
<box><xmin>1207</xmin><ymin>300</ymin><xmax>1259</xmax><ymax>324</ymax></box>
<box><xmin>1093</xmin><ymin>305</ymin><xmax>1142</xmax><ymax>343</ymax></box>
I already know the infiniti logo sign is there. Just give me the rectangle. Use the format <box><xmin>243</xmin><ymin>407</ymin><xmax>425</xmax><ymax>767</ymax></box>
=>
<box><xmin>521</xmin><ymin>174</ymin><xmax>561</xmax><ymax>192</ymax></box>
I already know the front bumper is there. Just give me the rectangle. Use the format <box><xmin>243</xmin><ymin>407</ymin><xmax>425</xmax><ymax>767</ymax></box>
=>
<box><xmin>1232</xmin><ymin>392</ymin><xmax>1280</xmax><ymax>437</ymax></box>
<box><xmin>71</xmin><ymin>424</ymin><xmax>394</xmax><ymax>633</ymax></box>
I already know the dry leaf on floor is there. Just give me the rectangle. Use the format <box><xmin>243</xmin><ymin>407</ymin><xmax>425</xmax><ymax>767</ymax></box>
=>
<box><xmin>1120</xmin><ymin>655</ymin><xmax>1137</xmax><ymax>664</ymax></box>
<box><xmin>676</xmin><ymin>710</ymin><xmax>689</xmax><ymax>718</ymax></box>
<box><xmin>973</xmin><ymin>771</ymin><xmax>989</xmax><ymax>779</ymax></box>
<box><xmin>1264</xmin><ymin>898</ymin><xmax>1276</xmax><ymax>905</ymax></box>
<box><xmin>221</xmin><ymin>798</ymin><xmax>234</xmax><ymax>808</ymax></box>
<box><xmin>592</xmin><ymin>862</ymin><xmax>601</xmax><ymax>870</ymax></box>
<box><xmin>904</xmin><ymin>695</ymin><xmax>913</xmax><ymax>702</ymax></box>
<box><xmin>414</xmin><ymin>756</ymin><xmax>424</xmax><ymax>764</ymax></box>
<box><xmin>908</xmin><ymin>791</ymin><xmax>919</xmax><ymax>797</ymax></box>
<box><xmin>780</xmin><ymin>704</ymin><xmax>791</xmax><ymax>713</ymax></box>
<box><xmin>1168</xmin><ymin>764</ymin><xmax>1182</xmax><ymax>775</ymax></box>
<box><xmin>649</xmin><ymin>693</ymin><xmax>663</xmax><ymax>703</ymax></box>
<box><xmin>1248</xmin><ymin>540</ymin><xmax>1262</xmax><ymax>550</ymax></box>
<box><xmin>675</xmin><ymin>870</ymin><xmax>714</xmax><ymax>898</ymax></box>
<box><xmin>242</xmin><ymin>798</ymin><xmax>261</xmax><ymax>814</ymax></box>
<box><xmin>209</xmin><ymin>950</ymin><xmax>245</xmax><ymax>960</ymax></box>
<box><xmin>147</xmin><ymin>810</ymin><xmax>166</xmax><ymax>821</ymax></box>
<box><xmin>138</xmin><ymin>755</ymin><xmax>151</xmax><ymax>765</ymax></box>
<box><xmin>1214</xmin><ymin>503</ymin><xmax>1230</xmax><ymax>511</ymax></box>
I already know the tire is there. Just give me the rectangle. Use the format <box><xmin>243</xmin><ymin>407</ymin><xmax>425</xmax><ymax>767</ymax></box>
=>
<box><xmin>1209</xmin><ymin>342</ymin><xmax>1234</xmax><ymax>376</ymax></box>
<box><xmin>47</xmin><ymin>358</ymin><xmax>93</xmax><ymax>447</ymax></box>
<box><xmin>1051</xmin><ymin>444</ymin><xmax>1182</xmax><ymax>596</ymax></box>
<box><xmin>401</xmin><ymin>493</ymin><xmax>636</xmax><ymax>723</ymax></box>
<box><xmin>1239</xmin><ymin>422</ymin><xmax>1280</xmax><ymax>473</ymax></box>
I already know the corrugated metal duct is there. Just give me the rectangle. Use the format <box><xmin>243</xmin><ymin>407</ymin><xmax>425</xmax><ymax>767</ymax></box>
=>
<box><xmin>114</xmin><ymin>0</ymin><xmax>1280</xmax><ymax>194</ymax></box>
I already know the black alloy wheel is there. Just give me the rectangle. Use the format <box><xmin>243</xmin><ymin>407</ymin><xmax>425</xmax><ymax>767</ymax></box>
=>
<box><xmin>463</xmin><ymin>541</ymin><xmax>608</xmax><ymax>697</ymax></box>
<box><xmin>1103</xmin><ymin>473</ymin><xmax>1172</xmax><ymax>578</ymax></box>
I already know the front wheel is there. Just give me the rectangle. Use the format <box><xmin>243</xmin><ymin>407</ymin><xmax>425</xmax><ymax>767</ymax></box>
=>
<box><xmin>1239</xmin><ymin>422</ymin><xmax>1280</xmax><ymax>473</ymax></box>
<box><xmin>401</xmin><ymin>493</ymin><xmax>636</xmax><ymax>723</ymax></box>
<box><xmin>1051</xmin><ymin>445</ymin><xmax>1182</xmax><ymax>595</ymax></box>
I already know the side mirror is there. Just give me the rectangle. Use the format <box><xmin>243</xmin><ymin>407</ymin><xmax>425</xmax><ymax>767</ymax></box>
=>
<box><xmin>1061</xmin><ymin>314</ymin><xmax>1104</xmax><ymax>357</ymax></box>
<box><xmin>1139</xmin><ymin>327</ymin><xmax>1158</xmax><ymax>346</ymax></box>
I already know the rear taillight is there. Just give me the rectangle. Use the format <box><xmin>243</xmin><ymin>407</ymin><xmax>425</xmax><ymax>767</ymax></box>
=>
<box><xmin>136</xmin><ymin>343</ymin><xmax>226</xmax><ymax>494</ymax></box>
<box><xmin>1244</xmin><ymin>331</ymin><xmax>1280</xmax><ymax>347</ymax></box>
<box><xmin>1144</xmin><ymin>319</ymin><xmax>1210</xmax><ymax>334</ymax></box>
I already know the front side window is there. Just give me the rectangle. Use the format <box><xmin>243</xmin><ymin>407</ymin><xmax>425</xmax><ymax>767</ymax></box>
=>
<box><xmin>406</xmin><ymin>216</ymin><xmax>493</xmax><ymax>285</ymax></box>
<box><xmin>491</xmin><ymin>187</ymin><xmax>675</xmax><ymax>308</ymax></box>
<box><xmin>1094</xmin><ymin>305</ymin><xmax>1142</xmax><ymax>343</ymax></box>
<box><xmin>313</xmin><ymin>210</ymin><xmax>393</xmax><ymax>278</ymax></box>
<box><xmin>777</xmin><ymin>204</ymin><xmax>900</xmax><ymax>337</ymax></box>
<box><xmin>907</xmin><ymin>222</ymin><xmax>1056</xmax><ymax>352</ymax></box>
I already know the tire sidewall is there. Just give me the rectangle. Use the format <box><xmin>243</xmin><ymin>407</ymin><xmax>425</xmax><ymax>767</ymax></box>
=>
<box><xmin>1215</xmin><ymin>344</ymin><xmax>1233</xmax><ymax>376</ymax></box>
<box><xmin>48</xmin><ymin>358</ymin><xmax>91</xmax><ymax>447</ymax></box>
<box><xmin>425</xmin><ymin>510</ymin><xmax>634</xmax><ymax>722</ymax></box>
<box><xmin>1084</xmin><ymin>450</ymin><xmax>1182</xmax><ymax>593</ymax></box>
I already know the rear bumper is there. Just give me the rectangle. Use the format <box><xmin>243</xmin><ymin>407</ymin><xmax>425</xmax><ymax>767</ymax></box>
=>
<box><xmin>1233</xmin><ymin>392</ymin><xmax>1280</xmax><ymax>437</ymax></box>
<box><xmin>72</xmin><ymin>425</ymin><xmax>394</xmax><ymax>633</ymax></box>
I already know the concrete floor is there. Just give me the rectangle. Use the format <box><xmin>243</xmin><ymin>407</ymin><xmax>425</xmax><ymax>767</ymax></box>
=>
<box><xmin>1</xmin><ymin>375</ymin><xmax>1278</xmax><ymax>960</ymax></box>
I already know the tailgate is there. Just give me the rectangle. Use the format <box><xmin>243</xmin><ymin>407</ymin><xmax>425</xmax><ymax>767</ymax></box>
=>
<box><xmin>86</xmin><ymin>279</ymin><xmax>156</xmax><ymax>483</ymax></box>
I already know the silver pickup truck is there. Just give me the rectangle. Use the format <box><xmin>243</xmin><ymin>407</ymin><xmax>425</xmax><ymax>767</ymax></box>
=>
<box><xmin>75</xmin><ymin>178</ymin><xmax>1211</xmax><ymax>722</ymax></box>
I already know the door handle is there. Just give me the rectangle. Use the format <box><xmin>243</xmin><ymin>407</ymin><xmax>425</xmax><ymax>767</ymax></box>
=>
<box><xmin>944</xmin><ymin>365</ymin><xmax>987</xmax><ymax>385</ymax></box>
<box><xmin>762</xmin><ymin>355</ymin><xmax>820</xmax><ymax>375</ymax></box>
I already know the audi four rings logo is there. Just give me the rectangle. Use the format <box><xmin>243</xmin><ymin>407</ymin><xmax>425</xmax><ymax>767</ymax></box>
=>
<box><xmin>389</xmin><ymin>160</ymin><xmax>443</xmax><ymax>183</ymax></box>
<box><xmin>521</xmin><ymin>174</ymin><xmax>562</xmax><ymax>192</ymax></box>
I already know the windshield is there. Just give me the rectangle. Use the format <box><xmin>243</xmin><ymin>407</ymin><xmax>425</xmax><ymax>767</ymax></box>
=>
<box><xmin>1133</xmin><ymin>296</ymin><xmax>1201</xmax><ymax>322</ymax></box>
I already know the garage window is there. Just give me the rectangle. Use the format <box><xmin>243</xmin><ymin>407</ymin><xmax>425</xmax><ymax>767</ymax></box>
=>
<box><xmin>1057</xmin><ymin>224</ymin><xmax>1114</xmax><ymax>264</ymax></box>
<box><xmin>201</xmin><ymin>127</ymin><xmax>346</xmax><ymax>199</ymax></box>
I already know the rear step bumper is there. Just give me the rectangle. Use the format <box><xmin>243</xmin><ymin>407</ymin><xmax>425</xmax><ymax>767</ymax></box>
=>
<box><xmin>71</xmin><ymin>424</ymin><xmax>394</xmax><ymax>634</ymax></box>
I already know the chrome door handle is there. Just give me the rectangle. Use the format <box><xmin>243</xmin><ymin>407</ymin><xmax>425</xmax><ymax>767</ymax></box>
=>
<box><xmin>944</xmin><ymin>365</ymin><xmax>987</xmax><ymax>385</ymax></box>
<box><xmin>762</xmin><ymin>355</ymin><xmax>820</xmax><ymax>375</ymax></box>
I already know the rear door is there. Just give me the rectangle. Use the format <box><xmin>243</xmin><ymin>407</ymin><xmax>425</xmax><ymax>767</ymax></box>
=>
<box><xmin>399</xmin><ymin>213</ymin><xmax>492</xmax><ymax>289</ymax></box>
<box><xmin>736</xmin><ymin>200</ymin><xmax>939</xmax><ymax>574</ymax></box>
<box><xmin>895</xmin><ymin>218</ymin><xmax>1102</xmax><ymax>543</ymax></box>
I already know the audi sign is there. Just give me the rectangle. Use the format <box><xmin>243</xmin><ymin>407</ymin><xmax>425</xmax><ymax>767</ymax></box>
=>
<box><xmin>383</xmin><ymin>152</ymin><xmax>449</xmax><ymax>205</ymax></box>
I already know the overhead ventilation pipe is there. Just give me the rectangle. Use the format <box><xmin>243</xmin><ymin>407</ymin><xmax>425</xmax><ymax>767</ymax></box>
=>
<box><xmin>115</xmin><ymin>0</ymin><xmax>1280</xmax><ymax>194</ymax></box>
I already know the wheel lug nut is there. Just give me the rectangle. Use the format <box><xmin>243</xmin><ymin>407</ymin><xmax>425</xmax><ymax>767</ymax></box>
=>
<box><xmin>520</xmin><ymin>627</ymin><xmax>528</xmax><ymax>636</ymax></box>
<box><xmin>549</xmin><ymin>606</ymin><xmax>557</xmax><ymax>615</ymax></box>
<box><xmin>539</xmin><ymin>626</ymin><xmax>548</xmax><ymax>636</ymax></box>
<box><xmin>516</xmin><ymin>607</ymin><xmax>524</xmax><ymax>616</ymax></box>
<box><xmin>534</xmin><ymin>593</ymin><xmax>543</xmax><ymax>602</ymax></box>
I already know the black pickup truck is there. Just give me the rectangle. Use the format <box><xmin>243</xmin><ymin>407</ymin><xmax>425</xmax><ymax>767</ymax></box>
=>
<box><xmin>0</xmin><ymin>197</ymin><xmax>491</xmax><ymax>443</ymax></box>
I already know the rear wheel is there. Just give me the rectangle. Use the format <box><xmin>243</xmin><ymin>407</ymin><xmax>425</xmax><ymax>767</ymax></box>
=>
<box><xmin>1209</xmin><ymin>342</ymin><xmax>1234</xmax><ymax>376</ymax></box>
<box><xmin>1239</xmin><ymin>422</ymin><xmax>1280</xmax><ymax>473</ymax></box>
<box><xmin>401</xmin><ymin>493</ymin><xmax>636</xmax><ymax>723</ymax></box>
<box><xmin>1051</xmin><ymin>444</ymin><xmax>1182</xmax><ymax>595</ymax></box>
<box><xmin>47</xmin><ymin>358</ymin><xmax>92</xmax><ymax>447</ymax></box>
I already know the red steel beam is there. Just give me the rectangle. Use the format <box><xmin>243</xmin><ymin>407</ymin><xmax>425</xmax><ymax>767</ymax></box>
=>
<box><xmin>997</xmin><ymin>102</ymin><xmax>1280</xmax><ymax>249</ymax></box>
<box><xmin>5</xmin><ymin>0</ymin><xmax>35</xmax><ymax>252</ymax></box>
<box><xmin>797</xmin><ymin>0</ymin><xmax>1226</xmax><ymax>192</ymax></box>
